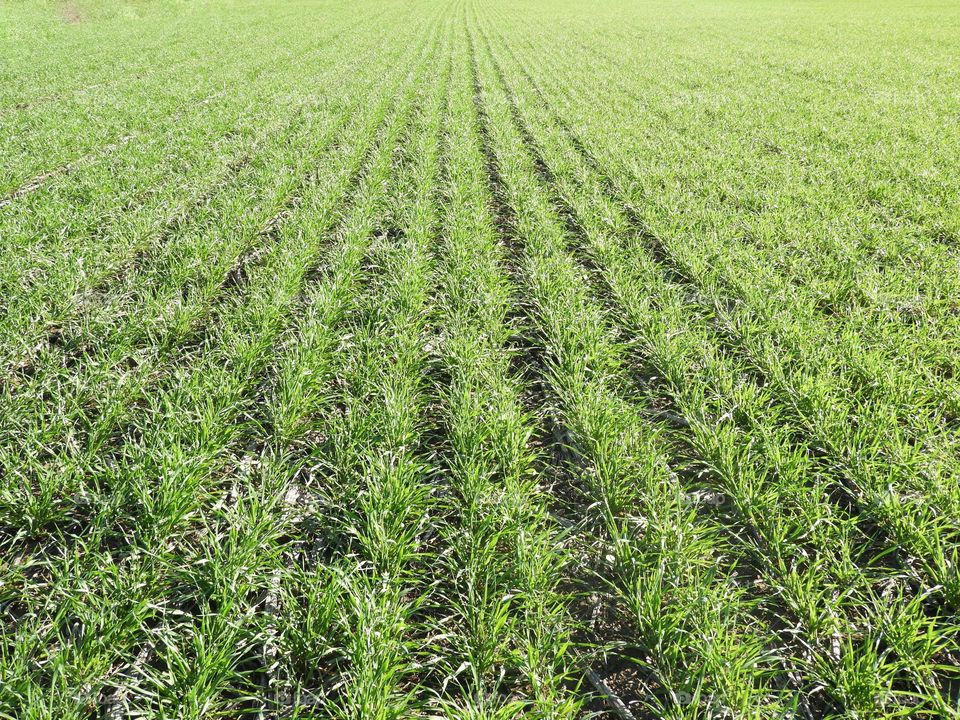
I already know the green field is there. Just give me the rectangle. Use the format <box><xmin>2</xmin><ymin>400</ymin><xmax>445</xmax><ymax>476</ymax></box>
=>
<box><xmin>2</xmin><ymin>0</ymin><xmax>960</xmax><ymax>717</ymax></box>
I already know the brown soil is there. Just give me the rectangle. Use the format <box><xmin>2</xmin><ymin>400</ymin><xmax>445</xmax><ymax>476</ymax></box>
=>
<box><xmin>60</xmin><ymin>2</ymin><xmax>85</xmax><ymax>24</ymax></box>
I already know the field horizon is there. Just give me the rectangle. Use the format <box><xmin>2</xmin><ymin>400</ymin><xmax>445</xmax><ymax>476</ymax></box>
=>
<box><xmin>2</xmin><ymin>0</ymin><xmax>959</xmax><ymax>717</ymax></box>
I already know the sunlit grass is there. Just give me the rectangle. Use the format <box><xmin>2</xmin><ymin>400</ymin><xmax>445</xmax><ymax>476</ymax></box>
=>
<box><xmin>2</xmin><ymin>0</ymin><xmax>958</xmax><ymax>717</ymax></box>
